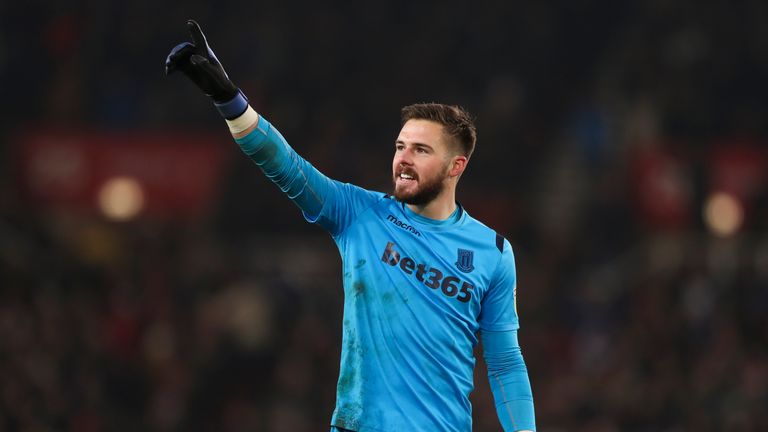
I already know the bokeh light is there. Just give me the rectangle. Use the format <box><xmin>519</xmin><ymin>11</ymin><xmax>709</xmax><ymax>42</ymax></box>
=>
<box><xmin>98</xmin><ymin>176</ymin><xmax>145</xmax><ymax>221</ymax></box>
<box><xmin>704</xmin><ymin>191</ymin><xmax>743</xmax><ymax>237</ymax></box>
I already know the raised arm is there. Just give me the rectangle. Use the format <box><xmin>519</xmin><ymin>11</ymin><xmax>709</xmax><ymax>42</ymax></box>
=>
<box><xmin>165</xmin><ymin>19</ymin><xmax>334</xmax><ymax>221</ymax></box>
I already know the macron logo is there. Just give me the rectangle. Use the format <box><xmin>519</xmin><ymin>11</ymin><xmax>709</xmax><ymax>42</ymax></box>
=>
<box><xmin>386</xmin><ymin>214</ymin><xmax>421</xmax><ymax>237</ymax></box>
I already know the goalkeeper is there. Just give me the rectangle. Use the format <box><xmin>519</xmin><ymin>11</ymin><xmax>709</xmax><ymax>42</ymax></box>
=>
<box><xmin>166</xmin><ymin>20</ymin><xmax>536</xmax><ymax>432</ymax></box>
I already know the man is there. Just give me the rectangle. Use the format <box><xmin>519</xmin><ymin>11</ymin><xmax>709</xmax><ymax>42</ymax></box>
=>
<box><xmin>166</xmin><ymin>20</ymin><xmax>535</xmax><ymax>432</ymax></box>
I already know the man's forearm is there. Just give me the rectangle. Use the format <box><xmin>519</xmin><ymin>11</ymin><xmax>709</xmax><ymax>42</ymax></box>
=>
<box><xmin>229</xmin><ymin>107</ymin><xmax>332</xmax><ymax>219</ymax></box>
<box><xmin>482</xmin><ymin>329</ymin><xmax>536</xmax><ymax>431</ymax></box>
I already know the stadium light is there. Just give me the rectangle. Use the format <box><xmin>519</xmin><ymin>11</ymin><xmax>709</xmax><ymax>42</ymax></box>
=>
<box><xmin>703</xmin><ymin>191</ymin><xmax>743</xmax><ymax>237</ymax></box>
<box><xmin>98</xmin><ymin>176</ymin><xmax>145</xmax><ymax>221</ymax></box>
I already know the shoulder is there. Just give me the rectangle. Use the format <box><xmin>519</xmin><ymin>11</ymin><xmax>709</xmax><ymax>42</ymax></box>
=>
<box><xmin>333</xmin><ymin>183</ymin><xmax>391</xmax><ymax>206</ymax></box>
<box><xmin>460</xmin><ymin>208</ymin><xmax>508</xmax><ymax>254</ymax></box>
<box><xmin>331</xmin><ymin>184</ymin><xmax>397</xmax><ymax>223</ymax></box>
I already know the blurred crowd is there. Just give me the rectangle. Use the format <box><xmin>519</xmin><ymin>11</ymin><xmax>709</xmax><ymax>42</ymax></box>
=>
<box><xmin>2</xmin><ymin>0</ymin><xmax>768</xmax><ymax>431</ymax></box>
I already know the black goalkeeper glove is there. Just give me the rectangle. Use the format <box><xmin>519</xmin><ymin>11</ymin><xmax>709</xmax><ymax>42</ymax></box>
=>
<box><xmin>165</xmin><ymin>20</ymin><xmax>248</xmax><ymax>119</ymax></box>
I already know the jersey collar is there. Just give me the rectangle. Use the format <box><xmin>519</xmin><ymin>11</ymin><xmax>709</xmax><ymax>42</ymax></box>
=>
<box><xmin>400</xmin><ymin>201</ymin><xmax>465</xmax><ymax>229</ymax></box>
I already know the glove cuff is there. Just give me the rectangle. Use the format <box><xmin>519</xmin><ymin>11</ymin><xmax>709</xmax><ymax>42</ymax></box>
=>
<box><xmin>226</xmin><ymin>105</ymin><xmax>259</xmax><ymax>135</ymax></box>
<box><xmin>214</xmin><ymin>90</ymin><xmax>249</xmax><ymax>120</ymax></box>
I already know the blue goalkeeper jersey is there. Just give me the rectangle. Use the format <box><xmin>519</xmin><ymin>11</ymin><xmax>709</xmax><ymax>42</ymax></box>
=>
<box><xmin>234</xmin><ymin>115</ymin><xmax>530</xmax><ymax>432</ymax></box>
<box><xmin>312</xmin><ymin>186</ymin><xmax>519</xmax><ymax>431</ymax></box>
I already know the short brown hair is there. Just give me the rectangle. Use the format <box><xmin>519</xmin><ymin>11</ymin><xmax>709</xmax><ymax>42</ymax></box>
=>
<box><xmin>401</xmin><ymin>103</ymin><xmax>477</xmax><ymax>158</ymax></box>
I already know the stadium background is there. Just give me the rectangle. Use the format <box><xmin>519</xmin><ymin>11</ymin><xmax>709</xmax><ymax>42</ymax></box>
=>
<box><xmin>2</xmin><ymin>0</ymin><xmax>767</xmax><ymax>430</ymax></box>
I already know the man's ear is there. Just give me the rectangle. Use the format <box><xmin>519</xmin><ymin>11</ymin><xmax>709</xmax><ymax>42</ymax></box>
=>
<box><xmin>449</xmin><ymin>155</ymin><xmax>468</xmax><ymax>178</ymax></box>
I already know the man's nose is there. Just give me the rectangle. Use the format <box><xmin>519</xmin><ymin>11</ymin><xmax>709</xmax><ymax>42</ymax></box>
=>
<box><xmin>396</xmin><ymin>149</ymin><xmax>414</xmax><ymax>165</ymax></box>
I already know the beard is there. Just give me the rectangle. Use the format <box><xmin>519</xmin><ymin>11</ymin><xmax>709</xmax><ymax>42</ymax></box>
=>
<box><xmin>392</xmin><ymin>166</ymin><xmax>448</xmax><ymax>206</ymax></box>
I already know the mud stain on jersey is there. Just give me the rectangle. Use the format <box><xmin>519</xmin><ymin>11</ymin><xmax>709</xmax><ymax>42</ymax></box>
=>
<box><xmin>338</xmin><ymin>326</ymin><xmax>364</xmax><ymax>395</ymax></box>
<box><xmin>353</xmin><ymin>280</ymin><xmax>365</xmax><ymax>297</ymax></box>
<box><xmin>337</xmin><ymin>363</ymin><xmax>357</xmax><ymax>393</ymax></box>
<box><xmin>382</xmin><ymin>291</ymin><xmax>394</xmax><ymax>304</ymax></box>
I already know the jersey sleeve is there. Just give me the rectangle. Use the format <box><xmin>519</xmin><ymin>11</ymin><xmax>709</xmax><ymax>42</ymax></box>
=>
<box><xmin>478</xmin><ymin>238</ymin><xmax>520</xmax><ymax>332</ymax></box>
<box><xmin>481</xmin><ymin>329</ymin><xmax>536</xmax><ymax>431</ymax></box>
<box><xmin>307</xmin><ymin>181</ymin><xmax>385</xmax><ymax>237</ymax></box>
<box><xmin>234</xmin><ymin>115</ymin><xmax>382</xmax><ymax>236</ymax></box>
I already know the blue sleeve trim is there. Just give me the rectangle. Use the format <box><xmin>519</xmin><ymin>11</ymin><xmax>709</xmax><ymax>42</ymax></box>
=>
<box><xmin>214</xmin><ymin>90</ymin><xmax>248</xmax><ymax>120</ymax></box>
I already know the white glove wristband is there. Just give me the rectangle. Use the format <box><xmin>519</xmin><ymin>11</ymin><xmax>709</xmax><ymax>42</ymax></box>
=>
<box><xmin>225</xmin><ymin>105</ymin><xmax>259</xmax><ymax>135</ymax></box>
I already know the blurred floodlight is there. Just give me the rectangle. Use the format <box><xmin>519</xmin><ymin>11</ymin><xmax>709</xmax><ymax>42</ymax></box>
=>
<box><xmin>98</xmin><ymin>176</ymin><xmax>145</xmax><ymax>221</ymax></box>
<box><xmin>704</xmin><ymin>192</ymin><xmax>743</xmax><ymax>237</ymax></box>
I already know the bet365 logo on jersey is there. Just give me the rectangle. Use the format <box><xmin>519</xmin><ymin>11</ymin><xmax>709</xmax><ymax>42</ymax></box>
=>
<box><xmin>381</xmin><ymin>242</ymin><xmax>475</xmax><ymax>303</ymax></box>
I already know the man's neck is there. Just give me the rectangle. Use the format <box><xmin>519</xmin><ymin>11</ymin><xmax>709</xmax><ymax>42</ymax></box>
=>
<box><xmin>406</xmin><ymin>193</ymin><xmax>457</xmax><ymax>220</ymax></box>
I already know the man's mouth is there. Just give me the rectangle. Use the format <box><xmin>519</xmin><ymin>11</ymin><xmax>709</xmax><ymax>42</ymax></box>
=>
<box><xmin>397</xmin><ymin>172</ymin><xmax>417</xmax><ymax>184</ymax></box>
